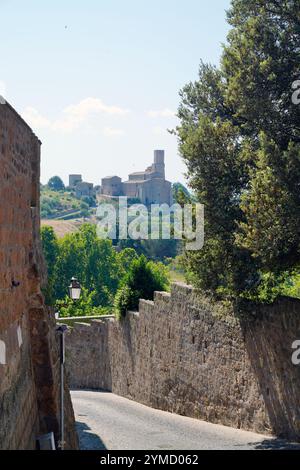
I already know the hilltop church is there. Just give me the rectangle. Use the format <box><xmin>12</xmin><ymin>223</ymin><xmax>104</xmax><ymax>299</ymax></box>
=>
<box><xmin>100</xmin><ymin>150</ymin><xmax>173</xmax><ymax>205</ymax></box>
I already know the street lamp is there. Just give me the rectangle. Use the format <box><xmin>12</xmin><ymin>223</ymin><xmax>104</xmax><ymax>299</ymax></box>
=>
<box><xmin>68</xmin><ymin>277</ymin><xmax>82</xmax><ymax>300</ymax></box>
<box><xmin>57</xmin><ymin>277</ymin><xmax>81</xmax><ymax>450</ymax></box>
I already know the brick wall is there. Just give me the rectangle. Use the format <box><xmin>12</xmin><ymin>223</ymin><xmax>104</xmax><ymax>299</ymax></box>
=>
<box><xmin>66</xmin><ymin>283</ymin><xmax>300</xmax><ymax>441</ymax></box>
<box><xmin>0</xmin><ymin>101</ymin><xmax>78</xmax><ymax>449</ymax></box>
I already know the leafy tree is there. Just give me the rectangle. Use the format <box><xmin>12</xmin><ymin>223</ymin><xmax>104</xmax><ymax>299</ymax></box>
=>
<box><xmin>41</xmin><ymin>223</ymin><xmax>171</xmax><ymax>317</ymax></box>
<box><xmin>53</xmin><ymin>224</ymin><xmax>121</xmax><ymax>306</ymax></box>
<box><xmin>236</xmin><ymin>134</ymin><xmax>300</xmax><ymax>272</ymax></box>
<box><xmin>81</xmin><ymin>195</ymin><xmax>96</xmax><ymax>207</ymax></box>
<box><xmin>176</xmin><ymin>0</ymin><xmax>300</xmax><ymax>300</ymax></box>
<box><xmin>117</xmin><ymin>248</ymin><xmax>139</xmax><ymax>274</ymax></box>
<box><xmin>140</xmin><ymin>239</ymin><xmax>179</xmax><ymax>261</ymax></box>
<box><xmin>223</xmin><ymin>0</ymin><xmax>299</xmax><ymax>146</ymax></box>
<box><xmin>56</xmin><ymin>288</ymin><xmax>110</xmax><ymax>317</ymax></box>
<box><xmin>47</xmin><ymin>176</ymin><xmax>65</xmax><ymax>191</ymax></box>
<box><xmin>172</xmin><ymin>182</ymin><xmax>194</xmax><ymax>206</ymax></box>
<box><xmin>114</xmin><ymin>255</ymin><xmax>169</xmax><ymax>319</ymax></box>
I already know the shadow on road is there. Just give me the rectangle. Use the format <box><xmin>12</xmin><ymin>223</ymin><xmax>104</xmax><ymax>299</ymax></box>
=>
<box><xmin>76</xmin><ymin>421</ymin><xmax>107</xmax><ymax>450</ymax></box>
<box><xmin>248</xmin><ymin>438</ymin><xmax>300</xmax><ymax>450</ymax></box>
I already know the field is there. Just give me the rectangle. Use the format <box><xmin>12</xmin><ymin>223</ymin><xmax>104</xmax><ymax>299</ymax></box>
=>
<box><xmin>41</xmin><ymin>217</ymin><xmax>97</xmax><ymax>237</ymax></box>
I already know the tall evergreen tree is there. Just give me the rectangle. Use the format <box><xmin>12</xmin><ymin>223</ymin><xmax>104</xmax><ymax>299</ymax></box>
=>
<box><xmin>177</xmin><ymin>0</ymin><xmax>300</xmax><ymax>298</ymax></box>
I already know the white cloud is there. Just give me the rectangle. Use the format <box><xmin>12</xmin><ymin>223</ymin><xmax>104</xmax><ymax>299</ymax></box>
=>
<box><xmin>102</xmin><ymin>126</ymin><xmax>125</xmax><ymax>137</ymax></box>
<box><xmin>147</xmin><ymin>108</ymin><xmax>176</xmax><ymax>118</ymax></box>
<box><xmin>22</xmin><ymin>107</ymin><xmax>51</xmax><ymax>129</ymax></box>
<box><xmin>22</xmin><ymin>97</ymin><xmax>130</xmax><ymax>133</ymax></box>
<box><xmin>66</xmin><ymin>97</ymin><xmax>130</xmax><ymax>117</ymax></box>
<box><xmin>53</xmin><ymin>98</ymin><xmax>130</xmax><ymax>132</ymax></box>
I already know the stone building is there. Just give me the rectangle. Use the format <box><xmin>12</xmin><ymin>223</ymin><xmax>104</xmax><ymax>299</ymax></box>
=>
<box><xmin>0</xmin><ymin>101</ymin><xmax>77</xmax><ymax>449</ymax></box>
<box><xmin>75</xmin><ymin>181</ymin><xmax>94</xmax><ymax>198</ymax></box>
<box><xmin>69</xmin><ymin>174</ymin><xmax>95</xmax><ymax>198</ymax></box>
<box><xmin>69</xmin><ymin>174</ymin><xmax>82</xmax><ymax>188</ymax></box>
<box><xmin>100</xmin><ymin>150</ymin><xmax>173</xmax><ymax>205</ymax></box>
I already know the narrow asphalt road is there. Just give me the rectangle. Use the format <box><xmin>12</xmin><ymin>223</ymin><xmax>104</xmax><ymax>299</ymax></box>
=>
<box><xmin>71</xmin><ymin>390</ymin><xmax>300</xmax><ymax>450</ymax></box>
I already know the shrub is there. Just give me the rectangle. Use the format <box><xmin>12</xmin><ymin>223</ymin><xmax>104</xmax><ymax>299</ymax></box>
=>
<box><xmin>114</xmin><ymin>285</ymin><xmax>136</xmax><ymax>319</ymax></box>
<box><xmin>56</xmin><ymin>288</ymin><xmax>110</xmax><ymax>317</ymax></box>
<box><xmin>114</xmin><ymin>255</ymin><xmax>169</xmax><ymax>319</ymax></box>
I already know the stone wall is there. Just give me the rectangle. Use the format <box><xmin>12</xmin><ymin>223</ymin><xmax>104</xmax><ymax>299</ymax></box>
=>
<box><xmin>0</xmin><ymin>102</ymin><xmax>78</xmax><ymax>449</ymax></box>
<box><xmin>66</xmin><ymin>284</ymin><xmax>300</xmax><ymax>441</ymax></box>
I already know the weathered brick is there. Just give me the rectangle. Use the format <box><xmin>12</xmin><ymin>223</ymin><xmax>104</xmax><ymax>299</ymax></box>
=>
<box><xmin>0</xmin><ymin>102</ymin><xmax>78</xmax><ymax>450</ymax></box>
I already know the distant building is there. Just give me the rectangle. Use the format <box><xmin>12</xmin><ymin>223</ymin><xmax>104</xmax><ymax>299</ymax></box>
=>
<box><xmin>101</xmin><ymin>175</ymin><xmax>123</xmax><ymax>197</ymax></box>
<box><xmin>75</xmin><ymin>181</ymin><xmax>94</xmax><ymax>198</ymax></box>
<box><xmin>69</xmin><ymin>174</ymin><xmax>82</xmax><ymax>188</ymax></box>
<box><xmin>100</xmin><ymin>150</ymin><xmax>173</xmax><ymax>205</ymax></box>
<box><xmin>68</xmin><ymin>174</ymin><xmax>95</xmax><ymax>198</ymax></box>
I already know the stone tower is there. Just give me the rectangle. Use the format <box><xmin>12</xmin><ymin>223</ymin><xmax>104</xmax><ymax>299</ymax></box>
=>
<box><xmin>153</xmin><ymin>150</ymin><xmax>165</xmax><ymax>178</ymax></box>
<box><xmin>69</xmin><ymin>174</ymin><xmax>82</xmax><ymax>188</ymax></box>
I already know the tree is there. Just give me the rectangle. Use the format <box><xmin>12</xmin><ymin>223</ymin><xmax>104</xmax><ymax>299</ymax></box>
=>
<box><xmin>176</xmin><ymin>0</ymin><xmax>300</xmax><ymax>300</ymax></box>
<box><xmin>172</xmin><ymin>182</ymin><xmax>194</xmax><ymax>206</ymax></box>
<box><xmin>41</xmin><ymin>223</ymin><xmax>171</xmax><ymax>316</ymax></box>
<box><xmin>114</xmin><ymin>255</ymin><xmax>169</xmax><ymax>318</ymax></box>
<box><xmin>223</xmin><ymin>0</ymin><xmax>300</xmax><ymax>277</ymax></box>
<box><xmin>53</xmin><ymin>224</ymin><xmax>122</xmax><ymax>306</ymax></box>
<box><xmin>47</xmin><ymin>176</ymin><xmax>65</xmax><ymax>191</ymax></box>
<box><xmin>236</xmin><ymin>134</ymin><xmax>300</xmax><ymax>272</ymax></box>
<box><xmin>56</xmin><ymin>288</ymin><xmax>110</xmax><ymax>317</ymax></box>
<box><xmin>223</xmin><ymin>0</ymin><xmax>300</xmax><ymax>147</ymax></box>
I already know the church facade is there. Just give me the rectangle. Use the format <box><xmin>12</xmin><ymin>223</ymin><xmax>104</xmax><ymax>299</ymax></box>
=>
<box><xmin>100</xmin><ymin>150</ymin><xmax>173</xmax><ymax>205</ymax></box>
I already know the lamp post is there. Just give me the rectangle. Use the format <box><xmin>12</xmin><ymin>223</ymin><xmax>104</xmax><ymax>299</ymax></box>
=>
<box><xmin>57</xmin><ymin>277</ymin><xmax>81</xmax><ymax>450</ymax></box>
<box><xmin>68</xmin><ymin>277</ymin><xmax>82</xmax><ymax>300</ymax></box>
<box><xmin>56</xmin><ymin>324</ymin><xmax>67</xmax><ymax>451</ymax></box>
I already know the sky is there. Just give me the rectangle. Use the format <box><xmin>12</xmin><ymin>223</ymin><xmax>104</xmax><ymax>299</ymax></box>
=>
<box><xmin>0</xmin><ymin>0</ymin><xmax>231</xmax><ymax>186</ymax></box>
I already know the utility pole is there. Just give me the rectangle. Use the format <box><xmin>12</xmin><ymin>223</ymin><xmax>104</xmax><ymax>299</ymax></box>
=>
<box><xmin>56</xmin><ymin>277</ymin><xmax>81</xmax><ymax>450</ymax></box>
<box><xmin>56</xmin><ymin>324</ymin><xmax>68</xmax><ymax>450</ymax></box>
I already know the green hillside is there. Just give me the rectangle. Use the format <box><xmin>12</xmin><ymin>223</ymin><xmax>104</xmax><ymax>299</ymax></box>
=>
<box><xmin>40</xmin><ymin>186</ymin><xmax>96</xmax><ymax>220</ymax></box>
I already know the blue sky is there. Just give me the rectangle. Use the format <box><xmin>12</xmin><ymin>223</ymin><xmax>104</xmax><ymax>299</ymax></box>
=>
<box><xmin>0</xmin><ymin>0</ymin><xmax>231</xmax><ymax>186</ymax></box>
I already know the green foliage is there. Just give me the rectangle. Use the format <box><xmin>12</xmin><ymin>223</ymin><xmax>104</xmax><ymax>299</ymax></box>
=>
<box><xmin>81</xmin><ymin>195</ymin><xmax>97</xmax><ymax>207</ymax></box>
<box><xmin>41</xmin><ymin>224</ymin><xmax>170</xmax><ymax>317</ymax></box>
<box><xmin>105</xmin><ymin>205</ymin><xmax>181</xmax><ymax>261</ymax></box>
<box><xmin>117</xmin><ymin>237</ymin><xmax>179</xmax><ymax>261</ymax></box>
<box><xmin>114</xmin><ymin>255</ymin><xmax>170</xmax><ymax>319</ymax></box>
<box><xmin>40</xmin><ymin>186</ymin><xmax>88</xmax><ymax>219</ymax></box>
<box><xmin>240</xmin><ymin>270</ymin><xmax>300</xmax><ymax>304</ymax></box>
<box><xmin>47</xmin><ymin>176</ymin><xmax>65</xmax><ymax>191</ymax></box>
<box><xmin>237</xmin><ymin>136</ymin><xmax>300</xmax><ymax>271</ymax></box>
<box><xmin>56</xmin><ymin>288</ymin><xmax>110</xmax><ymax>317</ymax></box>
<box><xmin>117</xmin><ymin>248</ymin><xmax>139</xmax><ymax>274</ymax></box>
<box><xmin>172</xmin><ymin>182</ymin><xmax>197</xmax><ymax>206</ymax></box>
<box><xmin>80</xmin><ymin>201</ymin><xmax>89</xmax><ymax>210</ymax></box>
<box><xmin>282</xmin><ymin>273</ymin><xmax>300</xmax><ymax>300</ymax></box>
<box><xmin>114</xmin><ymin>285</ymin><xmax>134</xmax><ymax>319</ymax></box>
<box><xmin>176</xmin><ymin>0</ymin><xmax>300</xmax><ymax>301</ymax></box>
<box><xmin>53</xmin><ymin>224</ymin><xmax>121</xmax><ymax>306</ymax></box>
<box><xmin>41</xmin><ymin>223</ymin><xmax>122</xmax><ymax>314</ymax></box>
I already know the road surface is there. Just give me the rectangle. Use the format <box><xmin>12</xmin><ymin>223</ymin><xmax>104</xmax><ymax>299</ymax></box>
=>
<box><xmin>71</xmin><ymin>390</ymin><xmax>300</xmax><ymax>450</ymax></box>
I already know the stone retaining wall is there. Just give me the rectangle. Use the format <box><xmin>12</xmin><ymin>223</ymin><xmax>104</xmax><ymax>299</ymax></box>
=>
<box><xmin>66</xmin><ymin>283</ymin><xmax>300</xmax><ymax>441</ymax></box>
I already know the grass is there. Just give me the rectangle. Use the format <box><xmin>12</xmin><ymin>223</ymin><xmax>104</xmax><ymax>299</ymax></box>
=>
<box><xmin>41</xmin><ymin>217</ymin><xmax>97</xmax><ymax>237</ymax></box>
<box><xmin>40</xmin><ymin>187</ymin><xmax>92</xmax><ymax>220</ymax></box>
